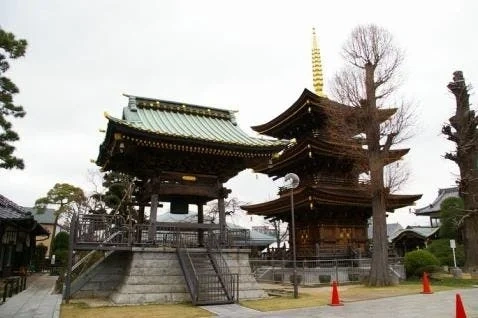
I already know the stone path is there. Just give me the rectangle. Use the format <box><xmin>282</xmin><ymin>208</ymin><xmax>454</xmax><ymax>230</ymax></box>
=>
<box><xmin>0</xmin><ymin>274</ymin><xmax>62</xmax><ymax>318</ymax></box>
<box><xmin>203</xmin><ymin>287</ymin><xmax>478</xmax><ymax>317</ymax></box>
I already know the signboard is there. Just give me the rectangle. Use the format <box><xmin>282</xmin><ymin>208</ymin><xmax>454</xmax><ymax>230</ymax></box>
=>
<box><xmin>450</xmin><ymin>239</ymin><xmax>456</xmax><ymax>249</ymax></box>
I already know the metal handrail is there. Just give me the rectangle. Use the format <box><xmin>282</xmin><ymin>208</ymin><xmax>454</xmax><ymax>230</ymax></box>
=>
<box><xmin>205</xmin><ymin>230</ymin><xmax>237</xmax><ymax>302</ymax></box>
<box><xmin>176</xmin><ymin>229</ymin><xmax>200</xmax><ymax>304</ymax></box>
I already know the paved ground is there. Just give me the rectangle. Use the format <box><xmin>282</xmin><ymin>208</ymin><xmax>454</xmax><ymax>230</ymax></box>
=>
<box><xmin>0</xmin><ymin>274</ymin><xmax>62</xmax><ymax>318</ymax></box>
<box><xmin>1</xmin><ymin>273</ymin><xmax>477</xmax><ymax>317</ymax></box>
<box><xmin>203</xmin><ymin>287</ymin><xmax>478</xmax><ymax>317</ymax></box>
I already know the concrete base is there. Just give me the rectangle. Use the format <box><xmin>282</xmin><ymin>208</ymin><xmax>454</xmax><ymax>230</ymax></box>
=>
<box><xmin>71</xmin><ymin>247</ymin><xmax>267</xmax><ymax>304</ymax></box>
<box><xmin>451</xmin><ymin>267</ymin><xmax>463</xmax><ymax>279</ymax></box>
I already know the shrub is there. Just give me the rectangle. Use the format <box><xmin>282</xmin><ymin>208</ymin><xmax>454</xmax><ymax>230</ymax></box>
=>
<box><xmin>404</xmin><ymin>249</ymin><xmax>440</xmax><ymax>278</ymax></box>
<box><xmin>54</xmin><ymin>249</ymin><xmax>69</xmax><ymax>266</ymax></box>
<box><xmin>319</xmin><ymin>275</ymin><xmax>331</xmax><ymax>284</ymax></box>
<box><xmin>414</xmin><ymin>265</ymin><xmax>442</xmax><ymax>277</ymax></box>
<box><xmin>52</xmin><ymin>232</ymin><xmax>69</xmax><ymax>251</ymax></box>
<box><xmin>426</xmin><ymin>239</ymin><xmax>465</xmax><ymax>267</ymax></box>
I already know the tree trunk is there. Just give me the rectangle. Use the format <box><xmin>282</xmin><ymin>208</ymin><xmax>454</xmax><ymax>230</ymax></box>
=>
<box><xmin>368</xmin><ymin>160</ymin><xmax>390</xmax><ymax>285</ymax></box>
<box><xmin>463</xmin><ymin>214</ymin><xmax>478</xmax><ymax>273</ymax></box>
<box><xmin>50</xmin><ymin>214</ymin><xmax>60</xmax><ymax>257</ymax></box>
<box><xmin>364</xmin><ymin>63</ymin><xmax>391</xmax><ymax>286</ymax></box>
<box><xmin>447</xmin><ymin>72</ymin><xmax>478</xmax><ymax>273</ymax></box>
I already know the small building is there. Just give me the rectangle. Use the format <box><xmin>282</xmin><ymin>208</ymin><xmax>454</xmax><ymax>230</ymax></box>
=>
<box><xmin>0</xmin><ymin>194</ymin><xmax>49</xmax><ymax>276</ymax></box>
<box><xmin>415</xmin><ymin>187</ymin><xmax>459</xmax><ymax>227</ymax></box>
<box><xmin>23</xmin><ymin>207</ymin><xmax>59</xmax><ymax>256</ymax></box>
<box><xmin>390</xmin><ymin>226</ymin><xmax>440</xmax><ymax>257</ymax></box>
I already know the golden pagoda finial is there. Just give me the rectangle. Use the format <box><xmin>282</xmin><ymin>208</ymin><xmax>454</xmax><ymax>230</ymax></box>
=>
<box><xmin>312</xmin><ymin>28</ymin><xmax>326</xmax><ymax>97</ymax></box>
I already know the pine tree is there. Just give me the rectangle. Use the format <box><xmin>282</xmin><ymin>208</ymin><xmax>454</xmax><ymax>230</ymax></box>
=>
<box><xmin>0</xmin><ymin>28</ymin><xmax>28</xmax><ymax>169</ymax></box>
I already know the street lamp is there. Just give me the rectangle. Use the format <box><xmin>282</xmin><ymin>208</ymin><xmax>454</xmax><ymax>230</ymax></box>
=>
<box><xmin>284</xmin><ymin>173</ymin><xmax>300</xmax><ymax>299</ymax></box>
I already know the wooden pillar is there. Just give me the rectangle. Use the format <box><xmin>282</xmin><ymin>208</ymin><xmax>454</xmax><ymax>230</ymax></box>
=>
<box><xmin>148</xmin><ymin>194</ymin><xmax>159</xmax><ymax>242</ymax></box>
<box><xmin>138</xmin><ymin>205</ymin><xmax>145</xmax><ymax>224</ymax></box>
<box><xmin>218</xmin><ymin>195</ymin><xmax>226</xmax><ymax>244</ymax></box>
<box><xmin>198</xmin><ymin>203</ymin><xmax>204</xmax><ymax>246</ymax></box>
<box><xmin>137</xmin><ymin>205</ymin><xmax>145</xmax><ymax>243</ymax></box>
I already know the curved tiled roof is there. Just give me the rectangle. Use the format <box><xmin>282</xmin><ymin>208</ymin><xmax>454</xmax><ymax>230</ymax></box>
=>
<box><xmin>415</xmin><ymin>187</ymin><xmax>458</xmax><ymax>215</ymax></box>
<box><xmin>0</xmin><ymin>194</ymin><xmax>30</xmax><ymax>220</ymax></box>
<box><xmin>106</xmin><ymin>95</ymin><xmax>287</xmax><ymax>149</ymax></box>
<box><xmin>389</xmin><ymin>226</ymin><xmax>440</xmax><ymax>242</ymax></box>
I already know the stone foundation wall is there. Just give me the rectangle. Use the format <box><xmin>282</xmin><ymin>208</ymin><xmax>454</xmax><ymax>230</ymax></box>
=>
<box><xmin>71</xmin><ymin>247</ymin><xmax>267</xmax><ymax>304</ymax></box>
<box><xmin>72</xmin><ymin>251</ymin><xmax>130</xmax><ymax>298</ymax></box>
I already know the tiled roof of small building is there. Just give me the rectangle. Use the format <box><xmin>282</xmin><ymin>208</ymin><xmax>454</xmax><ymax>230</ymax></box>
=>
<box><xmin>415</xmin><ymin>187</ymin><xmax>459</xmax><ymax>215</ymax></box>
<box><xmin>23</xmin><ymin>207</ymin><xmax>56</xmax><ymax>224</ymax></box>
<box><xmin>0</xmin><ymin>194</ymin><xmax>31</xmax><ymax>220</ymax></box>
<box><xmin>389</xmin><ymin>226</ymin><xmax>440</xmax><ymax>241</ymax></box>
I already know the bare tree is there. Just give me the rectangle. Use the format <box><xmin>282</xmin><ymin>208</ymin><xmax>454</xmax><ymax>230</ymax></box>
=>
<box><xmin>206</xmin><ymin>197</ymin><xmax>243</xmax><ymax>223</ymax></box>
<box><xmin>442</xmin><ymin>71</ymin><xmax>478</xmax><ymax>272</ymax></box>
<box><xmin>331</xmin><ymin>24</ymin><xmax>415</xmax><ymax>286</ymax></box>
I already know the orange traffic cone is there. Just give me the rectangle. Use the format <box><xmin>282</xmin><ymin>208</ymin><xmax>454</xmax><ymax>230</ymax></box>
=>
<box><xmin>328</xmin><ymin>280</ymin><xmax>344</xmax><ymax>306</ymax></box>
<box><xmin>456</xmin><ymin>293</ymin><xmax>467</xmax><ymax>318</ymax></box>
<box><xmin>420</xmin><ymin>272</ymin><xmax>433</xmax><ymax>294</ymax></box>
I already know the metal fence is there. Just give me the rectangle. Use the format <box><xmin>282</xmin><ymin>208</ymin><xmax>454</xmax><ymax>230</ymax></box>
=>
<box><xmin>249</xmin><ymin>258</ymin><xmax>405</xmax><ymax>285</ymax></box>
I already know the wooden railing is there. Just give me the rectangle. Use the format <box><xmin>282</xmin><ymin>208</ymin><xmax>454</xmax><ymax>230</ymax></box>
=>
<box><xmin>73</xmin><ymin>214</ymin><xmax>251</xmax><ymax>250</ymax></box>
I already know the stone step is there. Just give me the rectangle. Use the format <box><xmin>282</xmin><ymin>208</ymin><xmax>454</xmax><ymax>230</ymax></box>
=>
<box><xmin>111</xmin><ymin>292</ymin><xmax>190</xmax><ymax>304</ymax></box>
<box><xmin>117</xmin><ymin>284</ymin><xmax>188</xmax><ymax>294</ymax></box>
<box><xmin>123</xmin><ymin>275</ymin><xmax>185</xmax><ymax>285</ymax></box>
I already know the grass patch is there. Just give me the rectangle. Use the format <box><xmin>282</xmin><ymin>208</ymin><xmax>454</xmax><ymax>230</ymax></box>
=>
<box><xmin>402</xmin><ymin>277</ymin><xmax>478</xmax><ymax>287</ymax></box>
<box><xmin>244</xmin><ymin>280</ymin><xmax>476</xmax><ymax>312</ymax></box>
<box><xmin>240</xmin><ymin>292</ymin><xmax>328</xmax><ymax>312</ymax></box>
<box><xmin>61</xmin><ymin>303</ymin><xmax>213</xmax><ymax>318</ymax></box>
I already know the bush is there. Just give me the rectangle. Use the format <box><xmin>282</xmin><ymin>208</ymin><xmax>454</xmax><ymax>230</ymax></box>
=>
<box><xmin>414</xmin><ymin>265</ymin><xmax>442</xmax><ymax>277</ymax></box>
<box><xmin>404</xmin><ymin>249</ymin><xmax>440</xmax><ymax>278</ymax></box>
<box><xmin>54</xmin><ymin>249</ymin><xmax>69</xmax><ymax>266</ymax></box>
<box><xmin>52</xmin><ymin>232</ymin><xmax>69</xmax><ymax>251</ymax></box>
<box><xmin>319</xmin><ymin>275</ymin><xmax>331</xmax><ymax>284</ymax></box>
<box><xmin>426</xmin><ymin>239</ymin><xmax>465</xmax><ymax>267</ymax></box>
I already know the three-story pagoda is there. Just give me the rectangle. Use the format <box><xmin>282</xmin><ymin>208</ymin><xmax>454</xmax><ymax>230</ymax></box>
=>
<box><xmin>242</xmin><ymin>30</ymin><xmax>421</xmax><ymax>259</ymax></box>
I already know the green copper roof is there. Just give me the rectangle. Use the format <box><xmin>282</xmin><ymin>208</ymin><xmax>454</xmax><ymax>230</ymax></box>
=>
<box><xmin>106</xmin><ymin>95</ymin><xmax>286</xmax><ymax>148</ymax></box>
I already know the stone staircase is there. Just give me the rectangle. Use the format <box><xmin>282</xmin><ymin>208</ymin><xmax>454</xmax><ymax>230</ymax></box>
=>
<box><xmin>187</xmin><ymin>251</ymin><xmax>231</xmax><ymax>304</ymax></box>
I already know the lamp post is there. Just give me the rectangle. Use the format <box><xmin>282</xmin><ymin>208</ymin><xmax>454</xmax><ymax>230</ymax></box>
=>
<box><xmin>284</xmin><ymin>173</ymin><xmax>300</xmax><ymax>299</ymax></box>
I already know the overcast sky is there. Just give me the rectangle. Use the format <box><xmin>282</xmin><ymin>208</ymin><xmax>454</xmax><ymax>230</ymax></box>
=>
<box><xmin>1</xmin><ymin>0</ymin><xmax>477</xmax><ymax>227</ymax></box>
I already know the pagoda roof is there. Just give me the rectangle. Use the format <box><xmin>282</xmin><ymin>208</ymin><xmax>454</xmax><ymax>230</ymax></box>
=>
<box><xmin>257</xmin><ymin>136</ymin><xmax>409</xmax><ymax>175</ymax></box>
<box><xmin>242</xmin><ymin>185</ymin><xmax>422</xmax><ymax>218</ymax></box>
<box><xmin>97</xmin><ymin>95</ymin><xmax>288</xmax><ymax>171</ymax></box>
<box><xmin>252</xmin><ymin>88</ymin><xmax>396</xmax><ymax>139</ymax></box>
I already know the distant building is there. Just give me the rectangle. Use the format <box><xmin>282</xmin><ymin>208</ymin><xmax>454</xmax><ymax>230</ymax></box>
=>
<box><xmin>367</xmin><ymin>221</ymin><xmax>403</xmax><ymax>242</ymax></box>
<box><xmin>24</xmin><ymin>207</ymin><xmax>62</xmax><ymax>256</ymax></box>
<box><xmin>251</xmin><ymin>226</ymin><xmax>276</xmax><ymax>238</ymax></box>
<box><xmin>415</xmin><ymin>187</ymin><xmax>459</xmax><ymax>227</ymax></box>
<box><xmin>390</xmin><ymin>226</ymin><xmax>440</xmax><ymax>257</ymax></box>
<box><xmin>0</xmin><ymin>194</ymin><xmax>49</xmax><ymax>276</ymax></box>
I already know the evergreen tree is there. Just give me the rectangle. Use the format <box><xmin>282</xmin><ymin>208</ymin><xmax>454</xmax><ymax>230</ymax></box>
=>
<box><xmin>0</xmin><ymin>27</ymin><xmax>28</xmax><ymax>169</ymax></box>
